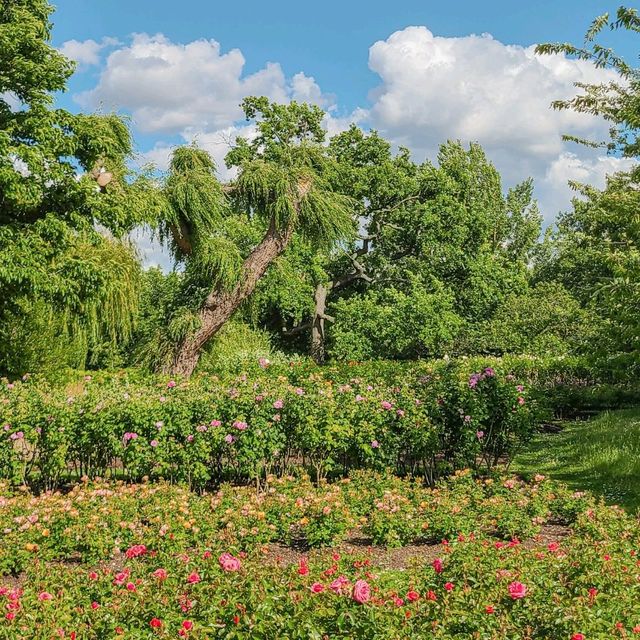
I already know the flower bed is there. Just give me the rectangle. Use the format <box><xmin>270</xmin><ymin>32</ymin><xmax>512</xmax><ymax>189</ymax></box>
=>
<box><xmin>0</xmin><ymin>358</ymin><xmax>537</xmax><ymax>489</ymax></box>
<box><xmin>1</xmin><ymin>472</ymin><xmax>639</xmax><ymax>638</ymax></box>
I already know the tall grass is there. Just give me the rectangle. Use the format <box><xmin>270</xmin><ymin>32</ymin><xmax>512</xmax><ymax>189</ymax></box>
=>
<box><xmin>514</xmin><ymin>409</ymin><xmax>640</xmax><ymax>512</ymax></box>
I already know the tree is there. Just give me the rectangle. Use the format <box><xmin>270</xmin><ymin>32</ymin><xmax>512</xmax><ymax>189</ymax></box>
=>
<box><xmin>535</xmin><ymin>6</ymin><xmax>640</xmax><ymax>369</ymax></box>
<box><xmin>157</xmin><ymin>98</ymin><xmax>354</xmax><ymax>376</ymax></box>
<box><xmin>0</xmin><ymin>0</ymin><xmax>158</xmax><ymax>376</ymax></box>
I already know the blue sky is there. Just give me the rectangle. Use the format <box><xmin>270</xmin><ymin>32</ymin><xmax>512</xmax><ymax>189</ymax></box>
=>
<box><xmin>49</xmin><ymin>0</ymin><xmax>638</xmax><ymax>266</ymax></box>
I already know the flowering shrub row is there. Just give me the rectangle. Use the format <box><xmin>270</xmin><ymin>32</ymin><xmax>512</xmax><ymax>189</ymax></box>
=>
<box><xmin>0</xmin><ymin>358</ymin><xmax>537</xmax><ymax>488</ymax></box>
<box><xmin>1</xmin><ymin>473</ymin><xmax>639</xmax><ymax>638</ymax></box>
<box><xmin>0</xmin><ymin>471</ymin><xmax>583</xmax><ymax>575</ymax></box>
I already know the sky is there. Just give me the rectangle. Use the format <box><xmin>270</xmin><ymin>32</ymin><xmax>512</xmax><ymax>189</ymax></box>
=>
<box><xmin>50</xmin><ymin>0</ymin><xmax>639</xmax><ymax>267</ymax></box>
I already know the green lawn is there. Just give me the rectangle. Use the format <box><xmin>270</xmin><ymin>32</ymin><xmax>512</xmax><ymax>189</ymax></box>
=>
<box><xmin>513</xmin><ymin>409</ymin><xmax>640</xmax><ymax>512</ymax></box>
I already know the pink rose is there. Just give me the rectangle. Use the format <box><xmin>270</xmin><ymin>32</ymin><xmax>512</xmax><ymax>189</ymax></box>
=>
<box><xmin>329</xmin><ymin>575</ymin><xmax>350</xmax><ymax>594</ymax></box>
<box><xmin>352</xmin><ymin>579</ymin><xmax>371</xmax><ymax>604</ymax></box>
<box><xmin>186</xmin><ymin>571</ymin><xmax>201</xmax><ymax>584</ymax></box>
<box><xmin>310</xmin><ymin>582</ymin><xmax>324</xmax><ymax>593</ymax></box>
<box><xmin>432</xmin><ymin>558</ymin><xmax>444</xmax><ymax>574</ymax></box>
<box><xmin>508</xmin><ymin>581</ymin><xmax>527</xmax><ymax>599</ymax></box>
<box><xmin>218</xmin><ymin>552</ymin><xmax>241</xmax><ymax>572</ymax></box>
<box><xmin>153</xmin><ymin>568</ymin><xmax>168</xmax><ymax>580</ymax></box>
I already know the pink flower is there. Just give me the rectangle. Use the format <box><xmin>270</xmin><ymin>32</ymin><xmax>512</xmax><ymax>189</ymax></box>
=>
<box><xmin>224</xmin><ymin>434</ymin><xmax>235</xmax><ymax>444</ymax></box>
<box><xmin>273</xmin><ymin>399</ymin><xmax>284</xmax><ymax>409</ymax></box>
<box><xmin>298</xmin><ymin>558</ymin><xmax>309</xmax><ymax>576</ymax></box>
<box><xmin>329</xmin><ymin>575</ymin><xmax>350</xmax><ymax>594</ymax></box>
<box><xmin>508</xmin><ymin>581</ymin><xmax>527</xmax><ymax>599</ymax></box>
<box><xmin>91</xmin><ymin>602</ymin><xmax>100</xmax><ymax>610</ymax></box>
<box><xmin>397</xmin><ymin>409</ymin><xmax>405</xmax><ymax>417</ymax></box>
<box><xmin>125</xmin><ymin>582</ymin><xmax>136</xmax><ymax>591</ymax></box>
<box><xmin>167</xmin><ymin>380</ymin><xmax>176</xmax><ymax>388</ymax></box>
<box><xmin>295</xmin><ymin>388</ymin><xmax>305</xmax><ymax>396</ymax></box>
<box><xmin>125</xmin><ymin>544</ymin><xmax>147</xmax><ymax>559</ymax></box>
<box><xmin>150</xmin><ymin>440</ymin><xmax>159</xmax><ymax>448</ymax></box>
<box><xmin>182</xmin><ymin>620</ymin><xmax>194</xmax><ymax>631</ymax></box>
<box><xmin>88</xmin><ymin>571</ymin><xmax>99</xmax><ymax>581</ymax></box>
<box><xmin>432</xmin><ymin>558</ymin><xmax>444</xmax><ymax>574</ymax></box>
<box><xmin>371</xmin><ymin>440</ymin><xmax>380</xmax><ymax>449</ymax></box>
<box><xmin>150</xmin><ymin>618</ymin><xmax>163</xmax><ymax>628</ymax></box>
<box><xmin>258</xmin><ymin>357</ymin><xmax>270</xmax><ymax>369</ymax></box>
<box><xmin>210</xmin><ymin>419</ymin><xmax>222</xmax><ymax>427</ymax></box>
<box><xmin>476</xmin><ymin>430</ymin><xmax>484</xmax><ymax>439</ymax></box>
<box><xmin>407</xmin><ymin>590</ymin><xmax>419</xmax><ymax>602</ymax></box>
<box><xmin>233</xmin><ymin>421</ymin><xmax>248</xmax><ymax>431</ymax></box>
<box><xmin>310</xmin><ymin>582</ymin><xmax>324</xmax><ymax>593</ymax></box>
<box><xmin>186</xmin><ymin>435</ymin><xmax>194</xmax><ymax>442</ymax></box>
<box><xmin>218</xmin><ymin>552</ymin><xmax>241</xmax><ymax>572</ymax></box>
<box><xmin>186</xmin><ymin>571</ymin><xmax>201</xmax><ymax>584</ymax></box>
<box><xmin>571</xmin><ymin>635</ymin><xmax>585</xmax><ymax>640</ymax></box>
<box><xmin>352</xmin><ymin>579</ymin><xmax>371</xmax><ymax>604</ymax></box>
<box><xmin>155</xmin><ymin>420</ymin><xmax>164</xmax><ymax>429</ymax></box>
<box><xmin>355</xmin><ymin>394</ymin><xmax>365</xmax><ymax>402</ymax></box>
<box><xmin>381</xmin><ymin>401</ymin><xmax>393</xmax><ymax>410</ymax></box>
<box><xmin>517</xmin><ymin>396</ymin><xmax>525</xmax><ymax>405</ymax></box>
<box><xmin>444</xmin><ymin>582</ymin><xmax>454</xmax><ymax>591</ymax></box>
<box><xmin>38</xmin><ymin>592</ymin><xmax>53</xmax><ymax>601</ymax></box>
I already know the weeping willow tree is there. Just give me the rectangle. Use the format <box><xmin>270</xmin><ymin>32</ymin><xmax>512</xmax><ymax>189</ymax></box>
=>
<box><xmin>156</xmin><ymin>97</ymin><xmax>355</xmax><ymax>376</ymax></box>
<box><xmin>0</xmin><ymin>0</ymin><xmax>161</xmax><ymax>376</ymax></box>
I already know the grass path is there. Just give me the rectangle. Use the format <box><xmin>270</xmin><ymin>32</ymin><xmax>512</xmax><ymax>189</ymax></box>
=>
<box><xmin>513</xmin><ymin>408</ymin><xmax>640</xmax><ymax>512</ymax></box>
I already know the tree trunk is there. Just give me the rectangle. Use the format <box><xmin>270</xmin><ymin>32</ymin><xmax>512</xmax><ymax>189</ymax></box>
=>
<box><xmin>311</xmin><ymin>283</ymin><xmax>329</xmax><ymax>364</ymax></box>
<box><xmin>169</xmin><ymin>217</ymin><xmax>295</xmax><ymax>376</ymax></box>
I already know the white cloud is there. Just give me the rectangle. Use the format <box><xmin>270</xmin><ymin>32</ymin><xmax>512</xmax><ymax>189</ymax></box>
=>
<box><xmin>79</xmin><ymin>33</ymin><xmax>328</xmax><ymax>135</ymax></box>
<box><xmin>365</xmin><ymin>26</ymin><xmax>625</xmax><ymax>222</ymax></box>
<box><xmin>59</xmin><ymin>37</ymin><xmax>120</xmax><ymax>68</ymax></box>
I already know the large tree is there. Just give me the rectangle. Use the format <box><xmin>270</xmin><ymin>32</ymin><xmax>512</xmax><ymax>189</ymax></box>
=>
<box><xmin>535</xmin><ymin>6</ymin><xmax>640</xmax><ymax>368</ymax></box>
<box><xmin>156</xmin><ymin>98</ymin><xmax>354</xmax><ymax>376</ymax></box>
<box><xmin>0</xmin><ymin>0</ymin><xmax>158</xmax><ymax>376</ymax></box>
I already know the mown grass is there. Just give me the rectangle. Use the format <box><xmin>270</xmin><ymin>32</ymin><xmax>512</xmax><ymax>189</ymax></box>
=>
<box><xmin>513</xmin><ymin>409</ymin><xmax>640</xmax><ymax>512</ymax></box>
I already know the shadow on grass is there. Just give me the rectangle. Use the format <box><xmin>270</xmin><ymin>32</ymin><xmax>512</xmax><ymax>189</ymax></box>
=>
<box><xmin>513</xmin><ymin>408</ymin><xmax>640</xmax><ymax>513</ymax></box>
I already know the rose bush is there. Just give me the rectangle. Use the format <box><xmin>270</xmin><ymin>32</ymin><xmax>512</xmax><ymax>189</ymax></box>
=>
<box><xmin>0</xmin><ymin>472</ymin><xmax>639</xmax><ymax>639</ymax></box>
<box><xmin>0</xmin><ymin>357</ymin><xmax>540</xmax><ymax>489</ymax></box>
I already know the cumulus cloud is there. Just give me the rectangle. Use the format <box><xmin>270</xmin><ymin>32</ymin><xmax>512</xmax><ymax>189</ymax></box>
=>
<box><xmin>365</xmin><ymin>26</ymin><xmax>625</xmax><ymax>222</ymax></box>
<box><xmin>79</xmin><ymin>34</ymin><xmax>328</xmax><ymax>135</ymax></box>
<box><xmin>59</xmin><ymin>37</ymin><xmax>120</xmax><ymax>68</ymax></box>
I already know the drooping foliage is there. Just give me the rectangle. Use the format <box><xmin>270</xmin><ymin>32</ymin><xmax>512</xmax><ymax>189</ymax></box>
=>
<box><xmin>0</xmin><ymin>0</ymin><xmax>161</xmax><ymax>376</ymax></box>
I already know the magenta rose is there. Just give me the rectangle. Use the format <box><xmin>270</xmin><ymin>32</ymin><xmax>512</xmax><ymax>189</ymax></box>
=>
<box><xmin>352</xmin><ymin>579</ymin><xmax>371</xmax><ymax>604</ymax></box>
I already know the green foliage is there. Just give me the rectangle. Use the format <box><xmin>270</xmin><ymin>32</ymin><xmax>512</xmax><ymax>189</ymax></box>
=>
<box><xmin>329</xmin><ymin>285</ymin><xmax>461</xmax><ymax>361</ymax></box>
<box><xmin>0</xmin><ymin>0</ymin><xmax>155</xmax><ymax>377</ymax></box>
<box><xmin>0</xmin><ymin>358</ymin><xmax>538</xmax><ymax>489</ymax></box>
<box><xmin>460</xmin><ymin>282</ymin><xmax>599</xmax><ymax>356</ymax></box>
